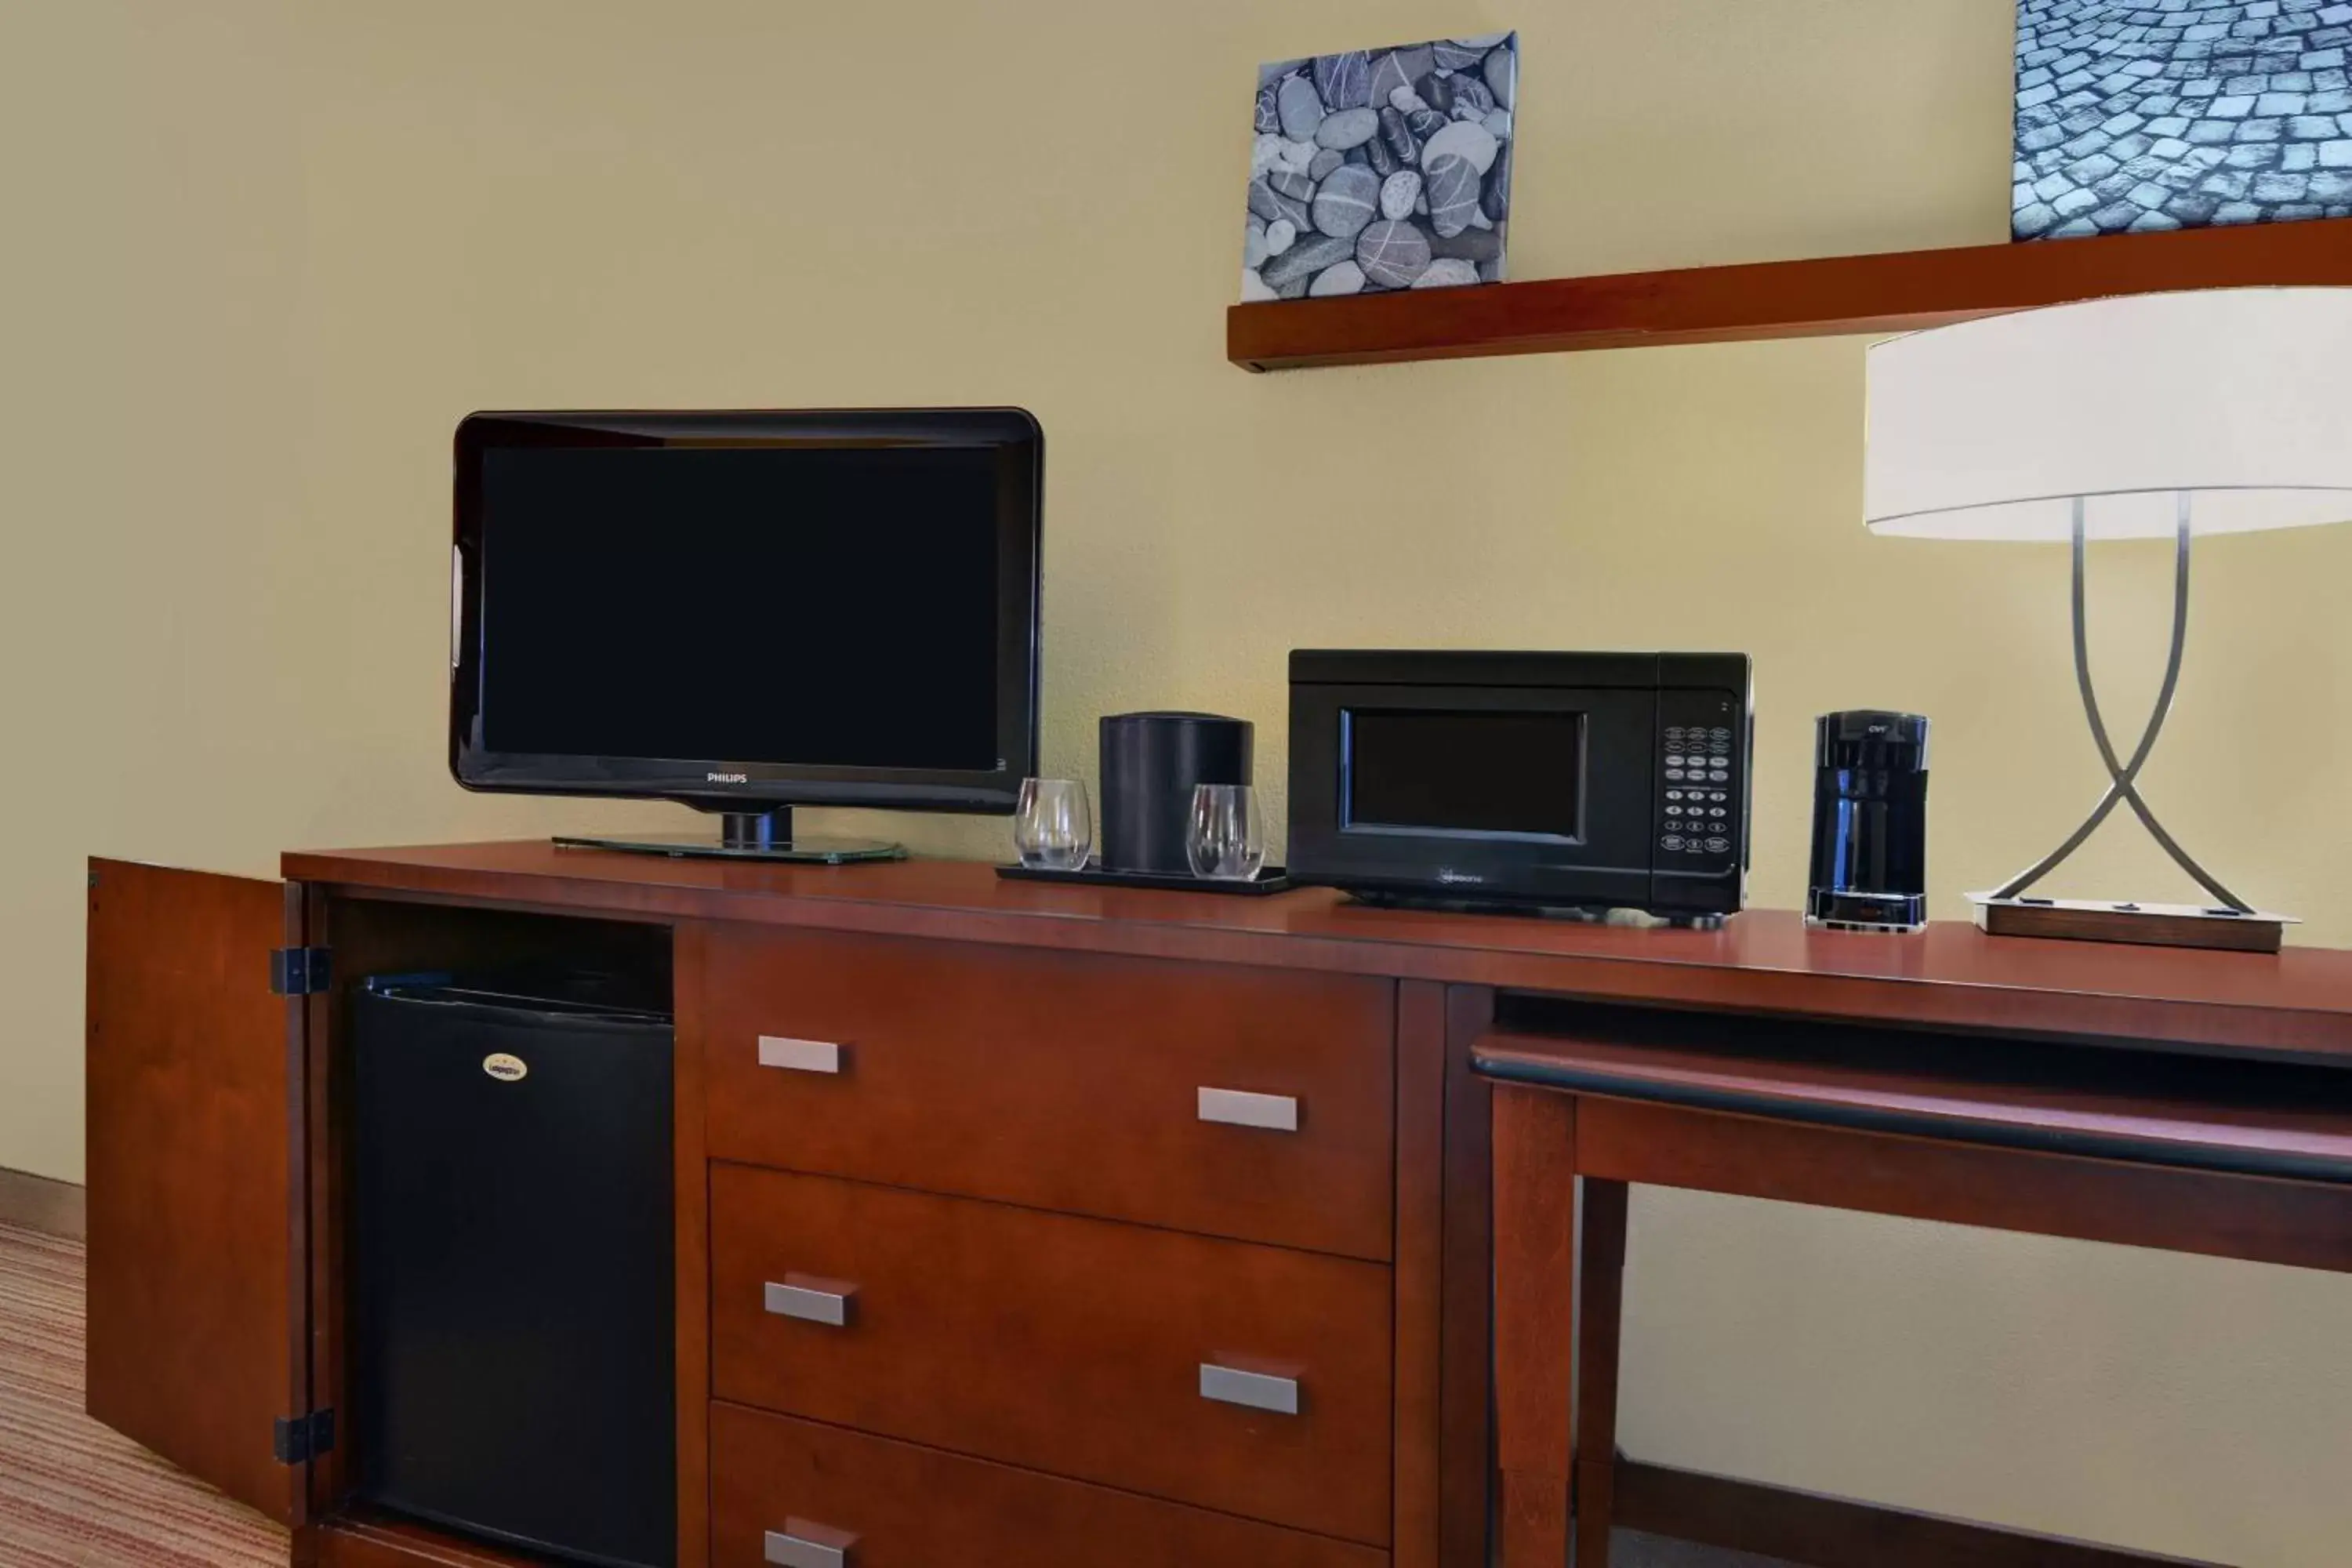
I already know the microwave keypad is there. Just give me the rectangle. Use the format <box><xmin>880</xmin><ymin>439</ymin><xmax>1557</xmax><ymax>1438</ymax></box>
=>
<box><xmin>1660</xmin><ymin>721</ymin><xmax>1737</xmax><ymax>859</ymax></box>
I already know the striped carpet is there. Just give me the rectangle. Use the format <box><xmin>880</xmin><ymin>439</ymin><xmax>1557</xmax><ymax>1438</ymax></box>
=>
<box><xmin>0</xmin><ymin>1219</ymin><xmax>284</xmax><ymax>1567</ymax></box>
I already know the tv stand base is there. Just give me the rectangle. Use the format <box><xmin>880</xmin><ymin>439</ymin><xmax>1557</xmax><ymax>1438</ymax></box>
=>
<box><xmin>554</xmin><ymin>807</ymin><xmax>906</xmax><ymax>865</ymax></box>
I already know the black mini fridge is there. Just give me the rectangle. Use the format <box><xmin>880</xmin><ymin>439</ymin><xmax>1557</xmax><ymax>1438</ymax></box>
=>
<box><xmin>351</xmin><ymin>975</ymin><xmax>675</xmax><ymax>1568</ymax></box>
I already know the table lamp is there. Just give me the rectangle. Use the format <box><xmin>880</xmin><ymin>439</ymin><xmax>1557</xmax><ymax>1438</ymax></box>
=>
<box><xmin>1863</xmin><ymin>288</ymin><xmax>2352</xmax><ymax>953</ymax></box>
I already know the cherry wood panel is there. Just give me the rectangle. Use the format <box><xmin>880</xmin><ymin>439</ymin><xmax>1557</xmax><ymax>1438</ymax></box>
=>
<box><xmin>1436</xmin><ymin>986</ymin><xmax>1494</xmax><ymax>1568</ymax></box>
<box><xmin>85</xmin><ymin>859</ymin><xmax>301</xmax><ymax>1524</ymax></box>
<box><xmin>301</xmin><ymin>885</ymin><xmax>342</xmax><ymax>1523</ymax></box>
<box><xmin>1391</xmin><ymin>982</ymin><xmax>1446</xmax><ymax>1568</ymax></box>
<box><xmin>673</xmin><ymin>924</ymin><xmax>712</xmax><ymax>1568</ymax></box>
<box><xmin>708</xmin><ymin>1163</ymin><xmax>1394</xmax><ymax>1544</ymax></box>
<box><xmin>1475</xmin><ymin>1023</ymin><xmax>2352</xmax><ymax>1185</ymax></box>
<box><xmin>702</xmin><ymin>926</ymin><xmax>1395</xmax><ymax>1260</ymax></box>
<box><xmin>1576</xmin><ymin>1095</ymin><xmax>2352</xmax><ymax>1274</ymax></box>
<box><xmin>303</xmin><ymin>1513</ymin><xmax>557</xmax><ymax>1566</ymax></box>
<box><xmin>1226</xmin><ymin>215</ymin><xmax>2352</xmax><ymax>369</ymax></box>
<box><xmin>1488</xmin><ymin>1077</ymin><xmax>2263</xmax><ymax>1568</ymax></box>
<box><xmin>1614</xmin><ymin>1461</ymin><xmax>2227</xmax><ymax>1568</ymax></box>
<box><xmin>1573</xmin><ymin>1179</ymin><xmax>1630</xmax><ymax>1568</ymax></box>
<box><xmin>710</xmin><ymin>1403</ymin><xmax>1388</xmax><ymax>1568</ymax></box>
<box><xmin>1490</xmin><ymin>1086</ymin><xmax>1577</xmax><ymax>1568</ymax></box>
<box><xmin>282</xmin><ymin>844</ymin><xmax>2352</xmax><ymax>1063</ymax></box>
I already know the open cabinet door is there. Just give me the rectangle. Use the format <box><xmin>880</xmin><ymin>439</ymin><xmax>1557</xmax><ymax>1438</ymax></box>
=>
<box><xmin>85</xmin><ymin>858</ymin><xmax>308</xmax><ymax>1524</ymax></box>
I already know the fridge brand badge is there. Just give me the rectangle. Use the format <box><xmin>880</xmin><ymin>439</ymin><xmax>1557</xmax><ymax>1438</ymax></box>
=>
<box><xmin>481</xmin><ymin>1052</ymin><xmax>528</xmax><ymax>1083</ymax></box>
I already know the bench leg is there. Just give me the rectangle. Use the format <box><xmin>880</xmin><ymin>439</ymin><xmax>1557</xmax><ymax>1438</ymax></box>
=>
<box><xmin>1573</xmin><ymin>1178</ymin><xmax>1629</xmax><ymax>1567</ymax></box>
<box><xmin>1494</xmin><ymin>1086</ymin><xmax>1579</xmax><ymax>1566</ymax></box>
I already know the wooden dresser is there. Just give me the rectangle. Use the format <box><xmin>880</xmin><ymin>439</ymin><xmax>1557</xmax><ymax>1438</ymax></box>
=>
<box><xmin>82</xmin><ymin>842</ymin><xmax>2352</xmax><ymax>1568</ymax></box>
<box><xmin>695</xmin><ymin>927</ymin><xmax>1401</xmax><ymax>1563</ymax></box>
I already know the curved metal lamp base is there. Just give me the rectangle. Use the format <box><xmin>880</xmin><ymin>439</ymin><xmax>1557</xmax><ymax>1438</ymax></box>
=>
<box><xmin>1984</xmin><ymin>495</ymin><xmax>2293</xmax><ymax>952</ymax></box>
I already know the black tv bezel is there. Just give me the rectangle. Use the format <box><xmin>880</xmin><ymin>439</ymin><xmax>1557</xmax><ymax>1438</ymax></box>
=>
<box><xmin>449</xmin><ymin>408</ymin><xmax>1043</xmax><ymax>816</ymax></box>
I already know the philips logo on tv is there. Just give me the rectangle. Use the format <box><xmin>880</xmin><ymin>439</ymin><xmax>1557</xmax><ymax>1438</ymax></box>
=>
<box><xmin>706</xmin><ymin>772</ymin><xmax>749</xmax><ymax>784</ymax></box>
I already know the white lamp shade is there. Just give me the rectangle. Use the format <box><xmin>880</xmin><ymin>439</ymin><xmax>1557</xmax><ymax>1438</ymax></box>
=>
<box><xmin>1864</xmin><ymin>288</ymin><xmax>2352</xmax><ymax>541</ymax></box>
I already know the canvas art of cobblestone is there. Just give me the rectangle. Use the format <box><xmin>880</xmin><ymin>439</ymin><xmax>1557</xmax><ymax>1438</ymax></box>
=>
<box><xmin>2015</xmin><ymin>0</ymin><xmax>2352</xmax><ymax>237</ymax></box>
<box><xmin>1241</xmin><ymin>33</ymin><xmax>1518</xmax><ymax>299</ymax></box>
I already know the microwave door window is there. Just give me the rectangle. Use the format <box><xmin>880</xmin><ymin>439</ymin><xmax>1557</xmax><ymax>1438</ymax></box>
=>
<box><xmin>1341</xmin><ymin>710</ymin><xmax>1584</xmax><ymax>841</ymax></box>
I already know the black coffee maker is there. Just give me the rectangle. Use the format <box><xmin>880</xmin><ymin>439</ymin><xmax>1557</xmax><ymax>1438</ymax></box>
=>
<box><xmin>1806</xmin><ymin>710</ymin><xmax>1929</xmax><ymax>932</ymax></box>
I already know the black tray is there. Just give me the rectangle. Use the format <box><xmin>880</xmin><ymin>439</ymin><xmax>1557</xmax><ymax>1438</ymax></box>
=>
<box><xmin>996</xmin><ymin>862</ymin><xmax>1294</xmax><ymax>896</ymax></box>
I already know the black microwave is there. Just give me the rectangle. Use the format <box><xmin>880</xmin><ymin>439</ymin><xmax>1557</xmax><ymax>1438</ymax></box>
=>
<box><xmin>1286</xmin><ymin>650</ymin><xmax>1752</xmax><ymax>924</ymax></box>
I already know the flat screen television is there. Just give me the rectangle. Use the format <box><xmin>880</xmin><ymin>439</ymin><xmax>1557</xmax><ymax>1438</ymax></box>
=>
<box><xmin>450</xmin><ymin>408</ymin><xmax>1043</xmax><ymax>860</ymax></box>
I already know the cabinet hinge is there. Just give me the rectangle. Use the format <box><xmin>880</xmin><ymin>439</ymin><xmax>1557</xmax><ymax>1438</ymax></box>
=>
<box><xmin>272</xmin><ymin>1408</ymin><xmax>335</xmax><ymax>1465</ymax></box>
<box><xmin>269</xmin><ymin>946</ymin><xmax>332</xmax><ymax>996</ymax></box>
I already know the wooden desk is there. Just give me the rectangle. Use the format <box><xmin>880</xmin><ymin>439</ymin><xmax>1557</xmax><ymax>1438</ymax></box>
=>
<box><xmin>1481</xmin><ymin>1002</ymin><xmax>2352</xmax><ymax>1568</ymax></box>
<box><xmin>81</xmin><ymin>844</ymin><xmax>2352</xmax><ymax>1568</ymax></box>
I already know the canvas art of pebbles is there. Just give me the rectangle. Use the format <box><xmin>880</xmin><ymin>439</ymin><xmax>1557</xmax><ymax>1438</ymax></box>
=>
<box><xmin>1242</xmin><ymin>32</ymin><xmax>1519</xmax><ymax>299</ymax></box>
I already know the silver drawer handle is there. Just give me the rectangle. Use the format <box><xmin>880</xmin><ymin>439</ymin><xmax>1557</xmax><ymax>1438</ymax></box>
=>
<box><xmin>1197</xmin><ymin>1087</ymin><xmax>1298</xmax><ymax>1132</ymax></box>
<box><xmin>1200</xmin><ymin>1362</ymin><xmax>1301</xmax><ymax>1415</ymax></box>
<box><xmin>767</xmin><ymin>1519</ymin><xmax>858</xmax><ymax>1568</ymax></box>
<box><xmin>759</xmin><ymin>1035</ymin><xmax>845</xmax><ymax>1073</ymax></box>
<box><xmin>764</xmin><ymin>1273</ymin><xmax>858</xmax><ymax>1327</ymax></box>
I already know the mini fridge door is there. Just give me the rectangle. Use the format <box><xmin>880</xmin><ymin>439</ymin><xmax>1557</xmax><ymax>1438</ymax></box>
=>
<box><xmin>351</xmin><ymin>981</ymin><xmax>674</xmax><ymax>1568</ymax></box>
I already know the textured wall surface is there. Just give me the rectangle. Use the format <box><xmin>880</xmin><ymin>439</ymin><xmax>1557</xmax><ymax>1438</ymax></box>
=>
<box><xmin>2</xmin><ymin>2</ymin><xmax>2348</xmax><ymax>1561</ymax></box>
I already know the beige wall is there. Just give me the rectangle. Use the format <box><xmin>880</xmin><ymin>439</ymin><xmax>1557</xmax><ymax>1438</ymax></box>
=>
<box><xmin>5</xmin><ymin>0</ymin><xmax>2348</xmax><ymax>1559</ymax></box>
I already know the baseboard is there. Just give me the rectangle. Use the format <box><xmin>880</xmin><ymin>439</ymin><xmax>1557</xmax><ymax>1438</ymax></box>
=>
<box><xmin>0</xmin><ymin>1166</ymin><xmax>85</xmax><ymax>1239</ymax></box>
<box><xmin>1614</xmin><ymin>1457</ymin><xmax>2230</xmax><ymax>1568</ymax></box>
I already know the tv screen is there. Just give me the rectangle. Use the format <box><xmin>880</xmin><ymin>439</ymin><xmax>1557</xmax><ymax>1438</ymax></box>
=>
<box><xmin>452</xmin><ymin>409</ymin><xmax>1041</xmax><ymax>815</ymax></box>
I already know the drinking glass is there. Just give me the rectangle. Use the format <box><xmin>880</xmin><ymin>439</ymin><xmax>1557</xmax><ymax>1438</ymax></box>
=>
<box><xmin>1014</xmin><ymin>778</ymin><xmax>1094</xmax><ymax>871</ymax></box>
<box><xmin>1186</xmin><ymin>784</ymin><xmax>1266</xmax><ymax>881</ymax></box>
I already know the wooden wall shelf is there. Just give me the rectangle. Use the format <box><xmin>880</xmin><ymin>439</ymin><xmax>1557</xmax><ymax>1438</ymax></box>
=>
<box><xmin>1226</xmin><ymin>215</ymin><xmax>2352</xmax><ymax>372</ymax></box>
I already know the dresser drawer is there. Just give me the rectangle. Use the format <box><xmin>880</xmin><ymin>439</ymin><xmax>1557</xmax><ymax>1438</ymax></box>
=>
<box><xmin>710</xmin><ymin>1164</ymin><xmax>1393</xmax><ymax>1545</ymax></box>
<box><xmin>699</xmin><ymin>927</ymin><xmax>1395</xmax><ymax>1260</ymax></box>
<box><xmin>711</xmin><ymin>1403</ymin><xmax>1386</xmax><ymax>1568</ymax></box>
